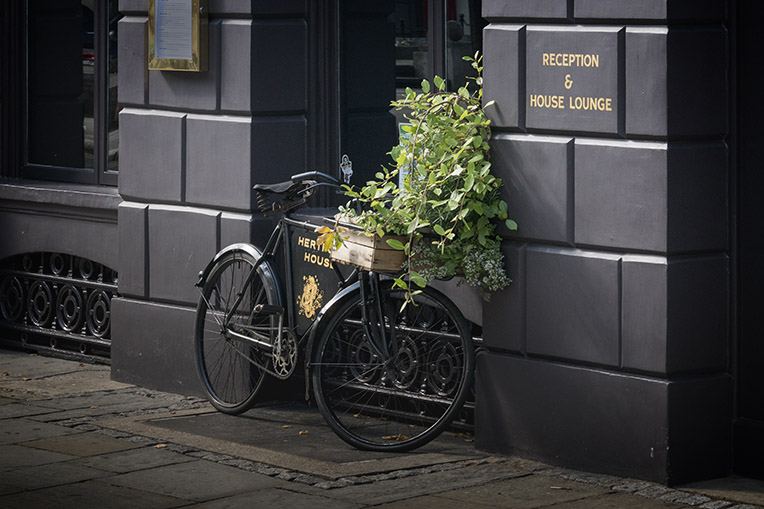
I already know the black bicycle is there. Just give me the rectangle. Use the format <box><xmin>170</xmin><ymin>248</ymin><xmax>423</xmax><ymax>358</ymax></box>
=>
<box><xmin>193</xmin><ymin>171</ymin><xmax>475</xmax><ymax>452</ymax></box>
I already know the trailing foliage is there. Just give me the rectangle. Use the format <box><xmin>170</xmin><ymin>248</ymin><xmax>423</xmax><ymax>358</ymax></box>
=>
<box><xmin>320</xmin><ymin>54</ymin><xmax>516</xmax><ymax>302</ymax></box>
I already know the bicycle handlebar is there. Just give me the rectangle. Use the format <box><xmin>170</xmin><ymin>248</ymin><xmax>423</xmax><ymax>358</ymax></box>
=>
<box><xmin>290</xmin><ymin>171</ymin><xmax>340</xmax><ymax>185</ymax></box>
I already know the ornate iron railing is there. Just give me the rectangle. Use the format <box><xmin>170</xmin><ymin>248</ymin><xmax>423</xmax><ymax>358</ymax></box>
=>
<box><xmin>0</xmin><ymin>252</ymin><xmax>117</xmax><ymax>362</ymax></box>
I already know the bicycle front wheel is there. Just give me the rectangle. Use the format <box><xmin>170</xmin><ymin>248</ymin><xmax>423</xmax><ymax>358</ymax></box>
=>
<box><xmin>194</xmin><ymin>249</ymin><xmax>279</xmax><ymax>414</ymax></box>
<box><xmin>312</xmin><ymin>283</ymin><xmax>475</xmax><ymax>452</ymax></box>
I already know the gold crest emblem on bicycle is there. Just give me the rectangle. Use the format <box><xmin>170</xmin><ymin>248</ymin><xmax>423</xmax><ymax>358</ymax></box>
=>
<box><xmin>297</xmin><ymin>275</ymin><xmax>323</xmax><ymax>320</ymax></box>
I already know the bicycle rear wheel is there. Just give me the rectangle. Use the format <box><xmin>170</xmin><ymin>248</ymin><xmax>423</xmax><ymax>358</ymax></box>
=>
<box><xmin>312</xmin><ymin>282</ymin><xmax>475</xmax><ymax>452</ymax></box>
<box><xmin>194</xmin><ymin>249</ymin><xmax>279</xmax><ymax>414</ymax></box>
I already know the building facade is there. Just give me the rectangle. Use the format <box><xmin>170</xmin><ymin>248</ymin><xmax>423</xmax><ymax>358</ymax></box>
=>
<box><xmin>1</xmin><ymin>0</ymin><xmax>762</xmax><ymax>485</ymax></box>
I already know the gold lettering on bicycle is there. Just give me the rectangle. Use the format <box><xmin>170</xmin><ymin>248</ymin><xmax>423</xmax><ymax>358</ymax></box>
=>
<box><xmin>298</xmin><ymin>236</ymin><xmax>331</xmax><ymax>268</ymax></box>
<box><xmin>297</xmin><ymin>275</ymin><xmax>324</xmax><ymax>320</ymax></box>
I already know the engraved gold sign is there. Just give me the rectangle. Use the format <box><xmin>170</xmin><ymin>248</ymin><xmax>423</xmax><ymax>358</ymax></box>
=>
<box><xmin>297</xmin><ymin>275</ymin><xmax>324</xmax><ymax>320</ymax></box>
<box><xmin>148</xmin><ymin>0</ymin><xmax>208</xmax><ymax>72</ymax></box>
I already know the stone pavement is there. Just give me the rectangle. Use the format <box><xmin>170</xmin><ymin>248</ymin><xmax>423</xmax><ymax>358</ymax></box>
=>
<box><xmin>1</xmin><ymin>347</ymin><xmax>762</xmax><ymax>509</ymax></box>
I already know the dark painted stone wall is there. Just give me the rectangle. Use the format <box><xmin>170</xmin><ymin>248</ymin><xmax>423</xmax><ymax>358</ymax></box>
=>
<box><xmin>478</xmin><ymin>0</ymin><xmax>730</xmax><ymax>485</ymax></box>
<box><xmin>112</xmin><ymin>0</ymin><xmax>308</xmax><ymax>394</ymax></box>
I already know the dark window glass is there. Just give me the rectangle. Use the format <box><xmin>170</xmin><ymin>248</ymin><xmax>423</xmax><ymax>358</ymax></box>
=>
<box><xmin>24</xmin><ymin>0</ymin><xmax>121</xmax><ymax>184</ymax></box>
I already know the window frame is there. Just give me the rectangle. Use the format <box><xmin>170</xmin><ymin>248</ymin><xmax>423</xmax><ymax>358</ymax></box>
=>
<box><xmin>21</xmin><ymin>0</ymin><xmax>118</xmax><ymax>186</ymax></box>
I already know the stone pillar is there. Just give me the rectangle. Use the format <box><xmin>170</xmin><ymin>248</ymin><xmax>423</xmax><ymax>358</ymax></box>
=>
<box><xmin>112</xmin><ymin>0</ymin><xmax>308</xmax><ymax>394</ymax></box>
<box><xmin>478</xmin><ymin>0</ymin><xmax>730</xmax><ymax>484</ymax></box>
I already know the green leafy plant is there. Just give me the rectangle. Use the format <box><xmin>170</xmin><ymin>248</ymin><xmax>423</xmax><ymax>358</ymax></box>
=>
<box><xmin>321</xmin><ymin>54</ymin><xmax>516</xmax><ymax>302</ymax></box>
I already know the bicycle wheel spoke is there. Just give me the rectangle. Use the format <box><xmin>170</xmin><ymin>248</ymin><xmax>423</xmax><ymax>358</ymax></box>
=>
<box><xmin>194</xmin><ymin>250</ymin><xmax>279</xmax><ymax>415</ymax></box>
<box><xmin>313</xmin><ymin>284</ymin><xmax>474</xmax><ymax>452</ymax></box>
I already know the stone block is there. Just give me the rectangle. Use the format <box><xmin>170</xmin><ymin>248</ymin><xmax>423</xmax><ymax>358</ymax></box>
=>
<box><xmin>220</xmin><ymin>212</ymin><xmax>275</xmax><ymax>252</ymax></box>
<box><xmin>147</xmin><ymin>205</ymin><xmax>220</xmax><ymax>304</ymax></box>
<box><xmin>148</xmin><ymin>20</ymin><xmax>221</xmax><ymax>111</ymax></box>
<box><xmin>251</xmin><ymin>116</ymin><xmax>308</xmax><ymax>184</ymax></box>
<box><xmin>111</xmin><ymin>297</ymin><xmax>201</xmax><ymax>396</ymax></box>
<box><xmin>621</xmin><ymin>255</ymin><xmax>728</xmax><ymax>374</ymax></box>
<box><xmin>574</xmin><ymin>0</ymin><xmax>727</xmax><ymax>21</ymax></box>
<box><xmin>220</xmin><ymin>20</ymin><xmax>252</xmax><ymax>112</ymax></box>
<box><xmin>475</xmin><ymin>352</ymin><xmax>670</xmax><ymax>482</ymax></box>
<box><xmin>483</xmin><ymin>24</ymin><xmax>524</xmax><ymax>129</ymax></box>
<box><xmin>117</xmin><ymin>202</ymin><xmax>148</xmax><ymax>298</ymax></box>
<box><xmin>667</xmin><ymin>375</ymin><xmax>732</xmax><ymax>485</ymax></box>
<box><xmin>185</xmin><ymin>114</ymin><xmax>253</xmax><ymax>210</ymax></box>
<box><xmin>481</xmin><ymin>243</ymin><xmax>526</xmax><ymax>353</ymax></box>
<box><xmin>492</xmin><ymin>134</ymin><xmax>572</xmax><ymax>243</ymax></box>
<box><xmin>251</xmin><ymin>20</ymin><xmax>307</xmax><ymax>113</ymax></box>
<box><xmin>525</xmin><ymin>247</ymin><xmax>621</xmax><ymax>367</ymax></box>
<box><xmin>667</xmin><ymin>143</ymin><xmax>728</xmax><ymax>252</ymax></box>
<box><xmin>118</xmin><ymin>109</ymin><xmax>185</xmax><ymax>203</ymax></box>
<box><xmin>476</xmin><ymin>352</ymin><xmax>732</xmax><ymax>484</ymax></box>
<box><xmin>575</xmin><ymin>139</ymin><xmax>668</xmax><ymax>251</ymax></box>
<box><xmin>626</xmin><ymin>27</ymin><xmax>727</xmax><ymax>138</ymax></box>
<box><xmin>483</xmin><ymin>0</ymin><xmax>569</xmax><ymax>20</ymax></box>
<box><xmin>526</xmin><ymin>26</ymin><xmax>622</xmax><ymax>135</ymax></box>
<box><xmin>117</xmin><ymin>17</ymin><xmax>148</xmax><ymax>106</ymax></box>
<box><xmin>574</xmin><ymin>140</ymin><xmax>727</xmax><ymax>253</ymax></box>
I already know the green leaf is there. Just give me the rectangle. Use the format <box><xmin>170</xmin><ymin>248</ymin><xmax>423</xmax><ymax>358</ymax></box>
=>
<box><xmin>421</xmin><ymin>79</ymin><xmax>430</xmax><ymax>93</ymax></box>
<box><xmin>433</xmin><ymin>224</ymin><xmax>446</xmax><ymax>236</ymax></box>
<box><xmin>433</xmin><ymin>75</ymin><xmax>445</xmax><ymax>90</ymax></box>
<box><xmin>506</xmin><ymin>219</ymin><xmax>518</xmax><ymax>231</ymax></box>
<box><xmin>464</xmin><ymin>174</ymin><xmax>474</xmax><ymax>191</ymax></box>
<box><xmin>387</xmin><ymin>238</ymin><xmax>406</xmax><ymax>250</ymax></box>
<box><xmin>410</xmin><ymin>271</ymin><xmax>427</xmax><ymax>288</ymax></box>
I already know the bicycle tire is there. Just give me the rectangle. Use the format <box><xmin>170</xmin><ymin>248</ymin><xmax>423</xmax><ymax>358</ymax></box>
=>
<box><xmin>311</xmin><ymin>282</ymin><xmax>475</xmax><ymax>452</ymax></box>
<box><xmin>194</xmin><ymin>249</ymin><xmax>279</xmax><ymax>414</ymax></box>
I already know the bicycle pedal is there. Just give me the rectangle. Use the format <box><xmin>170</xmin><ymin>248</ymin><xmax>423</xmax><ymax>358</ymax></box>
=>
<box><xmin>253</xmin><ymin>304</ymin><xmax>284</xmax><ymax>315</ymax></box>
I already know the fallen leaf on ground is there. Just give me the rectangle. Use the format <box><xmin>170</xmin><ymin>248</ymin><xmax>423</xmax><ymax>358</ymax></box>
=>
<box><xmin>155</xmin><ymin>444</ymin><xmax>168</xmax><ymax>449</ymax></box>
<box><xmin>298</xmin><ymin>430</ymin><xmax>309</xmax><ymax>435</ymax></box>
<box><xmin>382</xmin><ymin>434</ymin><xmax>407</xmax><ymax>441</ymax></box>
<box><xmin>282</xmin><ymin>425</ymin><xmax>293</xmax><ymax>429</ymax></box>
<box><xmin>1</xmin><ymin>372</ymin><xmax>8</xmax><ymax>376</ymax></box>
<box><xmin>90</xmin><ymin>405</ymin><xmax>98</xmax><ymax>409</ymax></box>
<box><xmin>22</xmin><ymin>377</ymin><xmax>31</xmax><ymax>381</ymax></box>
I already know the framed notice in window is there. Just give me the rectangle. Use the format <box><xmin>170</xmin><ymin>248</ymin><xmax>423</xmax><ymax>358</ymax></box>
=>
<box><xmin>148</xmin><ymin>0</ymin><xmax>208</xmax><ymax>71</ymax></box>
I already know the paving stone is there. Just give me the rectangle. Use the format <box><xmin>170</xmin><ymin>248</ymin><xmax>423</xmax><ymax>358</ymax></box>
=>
<box><xmin>0</xmin><ymin>402</ymin><xmax>59</xmax><ymax>419</ymax></box>
<box><xmin>0</xmin><ymin>461</ymin><xmax>110</xmax><ymax>495</ymax></box>
<box><xmin>0</xmin><ymin>418</ymin><xmax>80</xmax><ymax>445</ymax></box>
<box><xmin>34</xmin><ymin>391</ymin><xmax>183</xmax><ymax>412</ymax></box>
<box><xmin>0</xmin><ymin>444</ymin><xmax>76</xmax><ymax>470</ymax></box>
<box><xmin>0</xmin><ymin>479</ymin><xmax>189</xmax><ymax>509</ymax></box>
<box><xmin>681</xmin><ymin>476</ymin><xmax>764</xmax><ymax>507</ymax></box>
<box><xmin>0</xmin><ymin>371</ymin><xmax>131</xmax><ymax>398</ymax></box>
<box><xmin>322</xmin><ymin>464</ymin><xmax>531</xmax><ymax>505</ymax></box>
<box><xmin>192</xmin><ymin>487</ymin><xmax>363</xmax><ymax>509</ymax></box>
<box><xmin>104</xmin><ymin>459</ymin><xmax>289</xmax><ymax>501</ymax></box>
<box><xmin>20</xmin><ymin>431</ymin><xmax>143</xmax><ymax>456</ymax></box>
<box><xmin>74</xmin><ymin>446</ymin><xmax>196</xmax><ymax>473</ymax></box>
<box><xmin>546</xmin><ymin>492</ymin><xmax>687</xmax><ymax>508</ymax></box>
<box><xmin>432</xmin><ymin>474</ymin><xmax>609</xmax><ymax>509</ymax></box>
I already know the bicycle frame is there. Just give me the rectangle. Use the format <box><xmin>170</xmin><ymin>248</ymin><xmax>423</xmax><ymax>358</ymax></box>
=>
<box><xmin>196</xmin><ymin>212</ymin><xmax>359</xmax><ymax>371</ymax></box>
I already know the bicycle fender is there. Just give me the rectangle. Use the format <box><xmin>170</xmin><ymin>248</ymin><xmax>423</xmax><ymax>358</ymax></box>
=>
<box><xmin>195</xmin><ymin>244</ymin><xmax>280</xmax><ymax>302</ymax></box>
<box><xmin>196</xmin><ymin>243</ymin><xmax>260</xmax><ymax>286</ymax></box>
<box><xmin>303</xmin><ymin>280</ymin><xmax>361</xmax><ymax>373</ymax></box>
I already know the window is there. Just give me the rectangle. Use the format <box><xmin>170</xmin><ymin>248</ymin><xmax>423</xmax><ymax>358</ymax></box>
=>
<box><xmin>393</xmin><ymin>0</ymin><xmax>484</xmax><ymax>94</ymax></box>
<box><xmin>24</xmin><ymin>0</ymin><xmax>122</xmax><ymax>185</ymax></box>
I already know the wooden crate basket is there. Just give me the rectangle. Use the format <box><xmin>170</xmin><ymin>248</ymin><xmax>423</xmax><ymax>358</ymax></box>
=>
<box><xmin>330</xmin><ymin>227</ymin><xmax>406</xmax><ymax>273</ymax></box>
